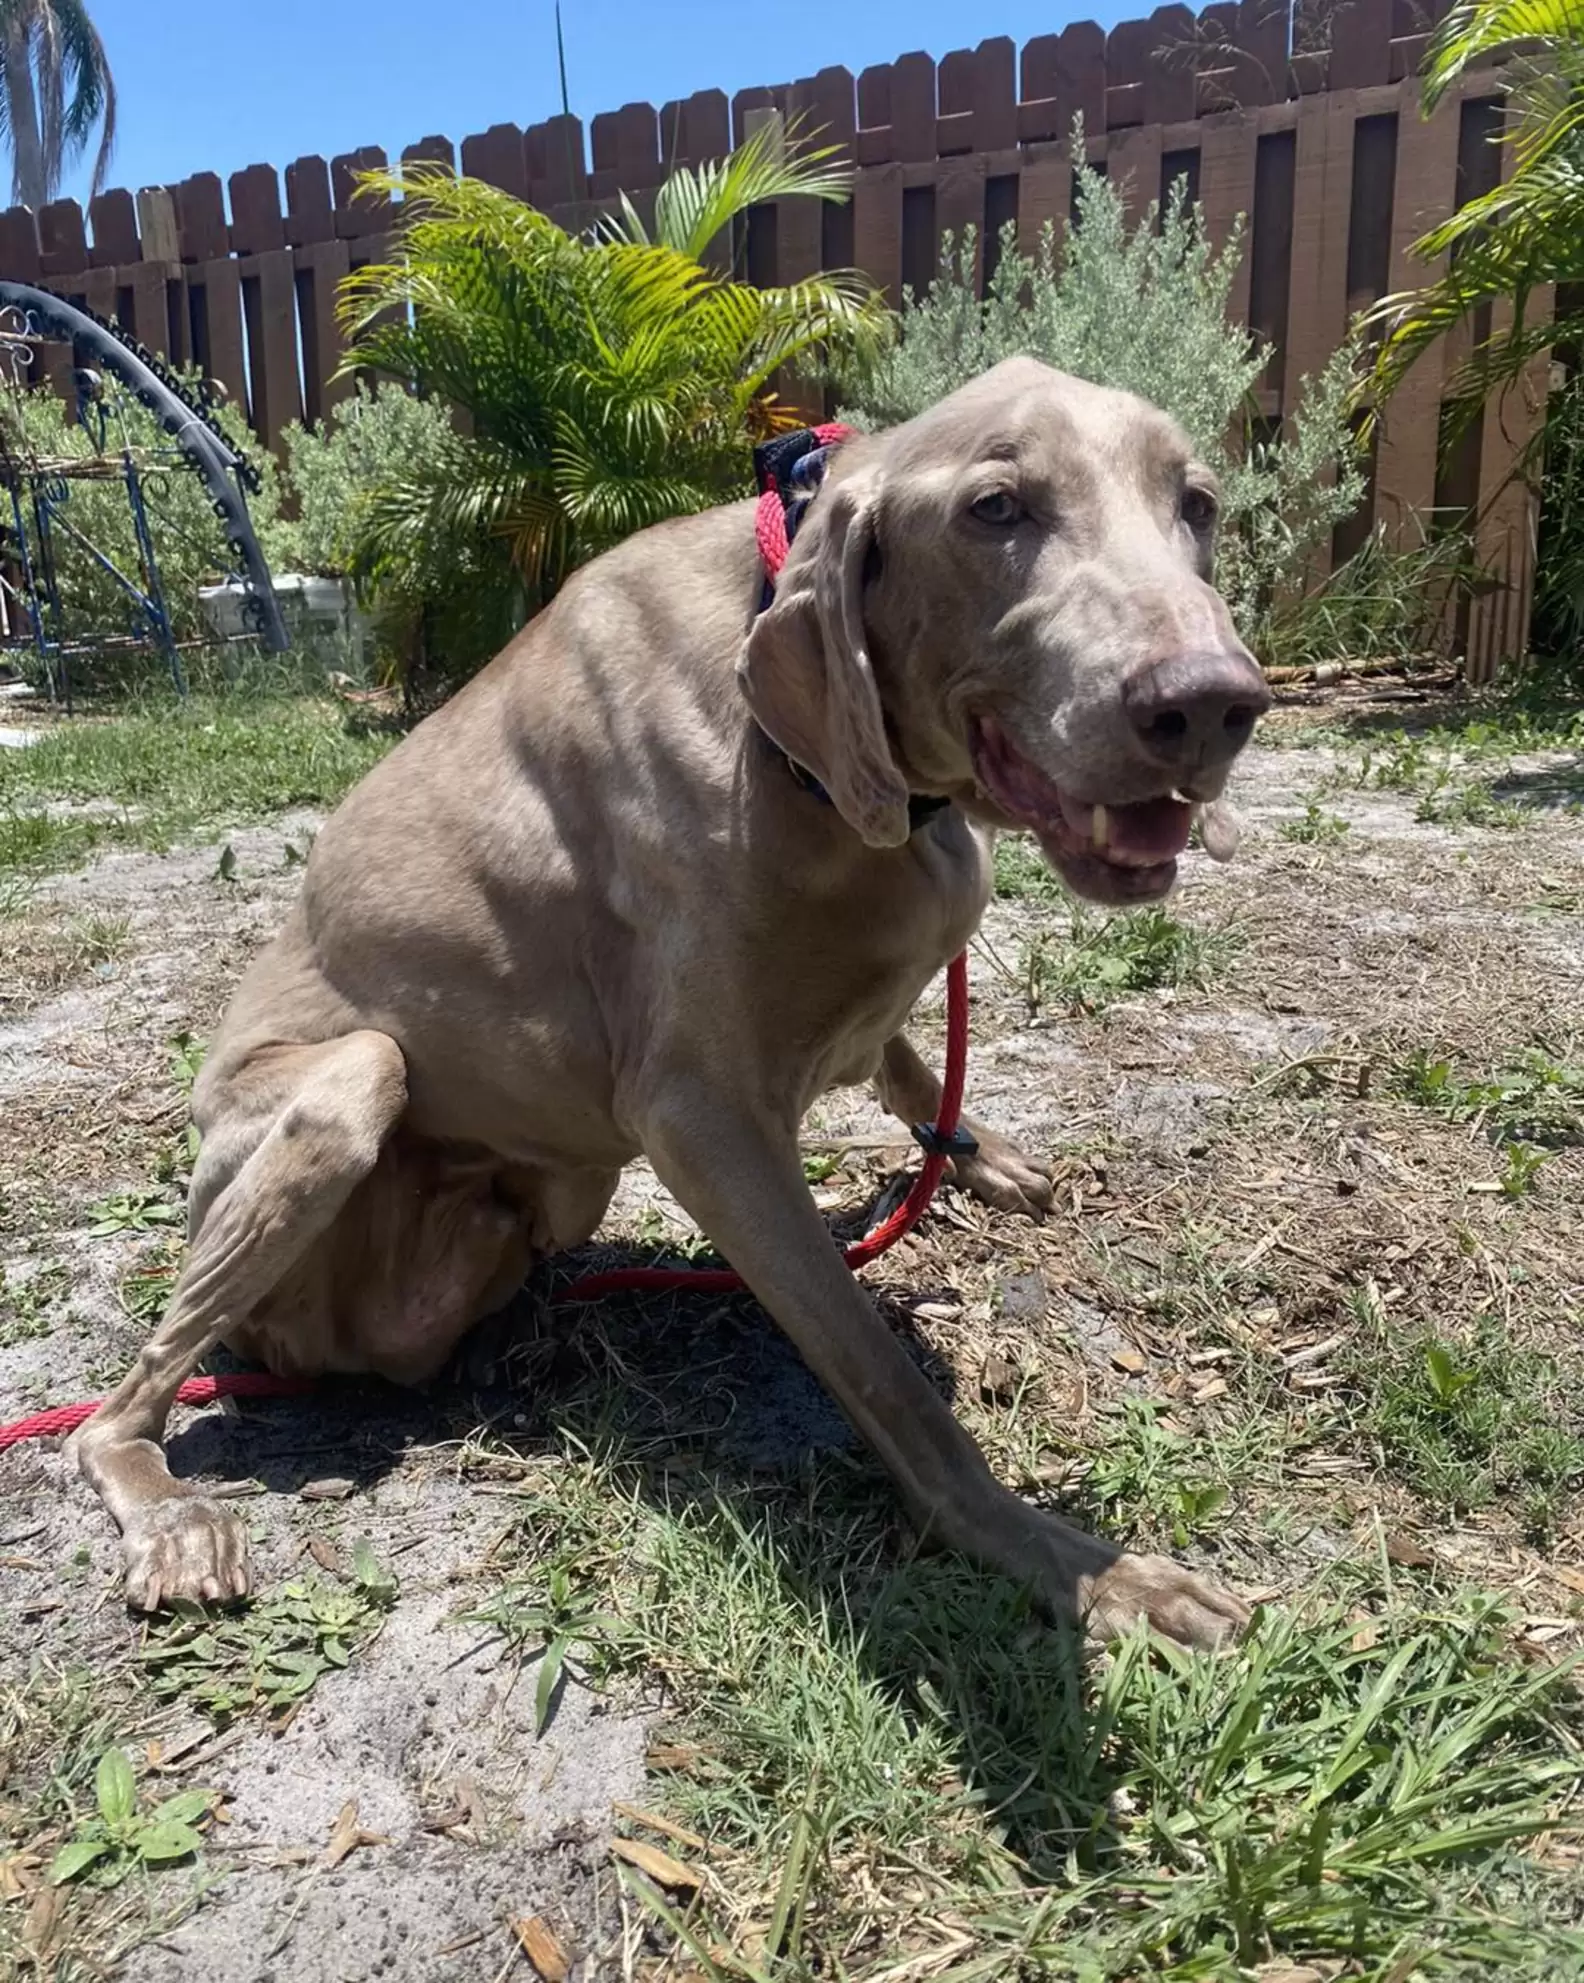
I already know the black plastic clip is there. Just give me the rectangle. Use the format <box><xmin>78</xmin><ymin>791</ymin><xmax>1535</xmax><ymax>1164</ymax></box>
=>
<box><xmin>911</xmin><ymin>1121</ymin><xmax>979</xmax><ymax>1159</ymax></box>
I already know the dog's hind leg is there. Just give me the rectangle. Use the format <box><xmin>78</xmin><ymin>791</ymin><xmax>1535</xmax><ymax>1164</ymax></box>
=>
<box><xmin>70</xmin><ymin>1030</ymin><xmax>407</xmax><ymax>1610</ymax></box>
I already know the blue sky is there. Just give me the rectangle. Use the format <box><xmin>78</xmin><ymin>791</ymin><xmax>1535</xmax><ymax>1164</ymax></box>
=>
<box><xmin>62</xmin><ymin>0</ymin><xmax>1142</xmax><ymax>210</ymax></box>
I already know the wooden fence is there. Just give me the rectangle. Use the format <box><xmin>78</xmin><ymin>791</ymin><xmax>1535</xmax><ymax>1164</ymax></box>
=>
<box><xmin>0</xmin><ymin>0</ymin><xmax>1547</xmax><ymax>677</ymax></box>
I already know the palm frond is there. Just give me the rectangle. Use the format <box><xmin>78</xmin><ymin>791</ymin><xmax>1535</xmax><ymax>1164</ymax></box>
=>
<box><xmin>49</xmin><ymin>0</ymin><xmax>114</xmax><ymax>191</ymax></box>
<box><xmin>325</xmin><ymin>138</ymin><xmax>890</xmax><ymax>628</ymax></box>
<box><xmin>602</xmin><ymin>114</ymin><xmax>853</xmax><ymax>261</ymax></box>
<box><xmin>1422</xmin><ymin>0</ymin><xmax>1577</xmax><ymax>106</ymax></box>
<box><xmin>5</xmin><ymin>0</ymin><xmax>116</xmax><ymax>204</ymax></box>
<box><xmin>1365</xmin><ymin>5</ymin><xmax>1584</xmax><ymax>423</ymax></box>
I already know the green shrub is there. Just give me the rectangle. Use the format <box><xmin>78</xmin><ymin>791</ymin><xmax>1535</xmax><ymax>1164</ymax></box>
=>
<box><xmin>828</xmin><ymin>131</ymin><xmax>1366</xmax><ymax>647</ymax></box>
<box><xmin>277</xmin><ymin>382</ymin><xmax>461</xmax><ymax>580</ymax></box>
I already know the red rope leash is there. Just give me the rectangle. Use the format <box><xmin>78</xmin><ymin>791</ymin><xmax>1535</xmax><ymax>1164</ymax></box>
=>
<box><xmin>0</xmin><ymin>1374</ymin><xmax>315</xmax><ymax>1455</ymax></box>
<box><xmin>0</xmin><ymin>420</ymin><xmax>971</xmax><ymax>1457</ymax></box>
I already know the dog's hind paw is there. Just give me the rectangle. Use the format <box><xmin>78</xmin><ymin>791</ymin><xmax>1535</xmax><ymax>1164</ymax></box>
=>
<box><xmin>122</xmin><ymin>1494</ymin><xmax>251</xmax><ymax>1611</ymax></box>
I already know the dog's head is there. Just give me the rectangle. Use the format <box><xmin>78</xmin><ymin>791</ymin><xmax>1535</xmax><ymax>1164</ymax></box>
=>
<box><xmin>739</xmin><ymin>356</ymin><xmax>1270</xmax><ymax>905</ymax></box>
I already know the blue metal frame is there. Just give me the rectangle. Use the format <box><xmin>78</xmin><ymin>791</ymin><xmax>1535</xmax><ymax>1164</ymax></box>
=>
<box><xmin>0</xmin><ymin>281</ymin><xmax>287</xmax><ymax>703</ymax></box>
<box><xmin>21</xmin><ymin>459</ymin><xmax>187</xmax><ymax>695</ymax></box>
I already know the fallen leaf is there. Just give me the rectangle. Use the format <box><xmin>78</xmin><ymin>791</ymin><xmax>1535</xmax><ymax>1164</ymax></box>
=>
<box><xmin>646</xmin><ymin>1741</ymin><xmax>705</xmax><ymax>1772</ymax></box>
<box><xmin>300</xmin><ymin>1478</ymin><xmax>357</xmax><ymax>1502</ymax></box>
<box><xmin>320</xmin><ymin>1799</ymin><xmax>389</xmax><ymax>1870</ymax></box>
<box><xmin>22</xmin><ymin>1882</ymin><xmax>63</xmax><ymax>1957</ymax></box>
<box><xmin>513</xmin><ymin>1915</ymin><xmax>570</xmax><ymax>1981</ymax></box>
<box><xmin>1111</xmin><ymin>1349</ymin><xmax>1146</xmax><ymax>1375</ymax></box>
<box><xmin>146</xmin><ymin>1723</ymin><xmax>210</xmax><ymax>1772</ymax></box>
<box><xmin>323</xmin><ymin>1801</ymin><xmax>361</xmax><ymax>1869</ymax></box>
<box><xmin>0</xmin><ymin>1851</ymin><xmax>40</xmax><ymax>1899</ymax></box>
<box><xmin>611</xmin><ymin>1837</ymin><xmax>702</xmax><ymax>1890</ymax></box>
<box><xmin>612</xmin><ymin>1801</ymin><xmax>706</xmax><ymax>1852</ymax></box>
<box><xmin>979</xmin><ymin>1353</ymin><xmax>1021</xmax><ymax>1403</ymax></box>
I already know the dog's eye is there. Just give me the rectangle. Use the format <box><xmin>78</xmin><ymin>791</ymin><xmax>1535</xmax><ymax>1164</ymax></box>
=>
<box><xmin>1181</xmin><ymin>487</ymin><xmax>1217</xmax><ymax>531</ymax></box>
<box><xmin>970</xmin><ymin>491</ymin><xmax>1024</xmax><ymax>527</ymax></box>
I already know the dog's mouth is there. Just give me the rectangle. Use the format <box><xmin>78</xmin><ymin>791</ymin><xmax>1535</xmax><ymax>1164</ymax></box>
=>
<box><xmin>968</xmin><ymin>713</ymin><xmax>1238</xmax><ymax>905</ymax></box>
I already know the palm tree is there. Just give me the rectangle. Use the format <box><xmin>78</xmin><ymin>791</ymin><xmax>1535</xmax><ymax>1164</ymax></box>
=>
<box><xmin>336</xmin><ymin>121</ymin><xmax>891</xmax><ymax>676</ymax></box>
<box><xmin>0</xmin><ymin>0</ymin><xmax>116</xmax><ymax>212</ymax></box>
<box><xmin>1367</xmin><ymin>0</ymin><xmax>1584</xmax><ymax>423</ymax></box>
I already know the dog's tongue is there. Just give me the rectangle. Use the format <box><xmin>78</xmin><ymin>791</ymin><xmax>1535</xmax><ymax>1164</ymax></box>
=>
<box><xmin>1056</xmin><ymin>791</ymin><xmax>1195</xmax><ymax>864</ymax></box>
<box><xmin>973</xmin><ymin>715</ymin><xmax>1198</xmax><ymax>869</ymax></box>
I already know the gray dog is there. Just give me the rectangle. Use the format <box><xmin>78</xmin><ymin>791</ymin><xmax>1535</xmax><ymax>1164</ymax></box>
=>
<box><xmin>72</xmin><ymin>357</ymin><xmax>1269</xmax><ymax>1642</ymax></box>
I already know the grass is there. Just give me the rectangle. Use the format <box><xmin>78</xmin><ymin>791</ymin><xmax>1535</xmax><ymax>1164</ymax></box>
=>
<box><xmin>1391</xmin><ymin>1043</ymin><xmax>1584</xmax><ymax>1149</ymax></box>
<box><xmin>1351</xmin><ymin>1303</ymin><xmax>1584</xmax><ymax>1538</ymax></box>
<box><xmin>1279</xmin><ymin>796</ymin><xmax>1350</xmax><ymax>845</ymax></box>
<box><xmin>1023</xmin><ymin>905</ymin><xmax>1243</xmax><ymax>1015</ymax></box>
<box><xmin>1415</xmin><ymin>780</ymin><xmax>1529</xmax><ymax>830</ymax></box>
<box><xmin>460</xmin><ymin>1426</ymin><xmax>1584</xmax><ymax>1981</ymax></box>
<box><xmin>0</xmin><ymin>694</ymin><xmax>394</xmax><ymax>889</ymax></box>
<box><xmin>993</xmin><ymin>831</ymin><xmax>1068</xmax><ymax>903</ymax></box>
<box><xmin>0</xmin><ymin>1257</ymin><xmax>70</xmax><ymax>1347</ymax></box>
<box><xmin>1280</xmin><ymin>690</ymin><xmax>1584</xmax><ymax>767</ymax></box>
<box><xmin>0</xmin><ymin>1669</ymin><xmax>210</xmax><ymax>1976</ymax></box>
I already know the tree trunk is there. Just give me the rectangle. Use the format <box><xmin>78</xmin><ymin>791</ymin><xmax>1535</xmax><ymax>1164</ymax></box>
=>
<box><xmin>5</xmin><ymin>19</ymin><xmax>48</xmax><ymax>212</ymax></box>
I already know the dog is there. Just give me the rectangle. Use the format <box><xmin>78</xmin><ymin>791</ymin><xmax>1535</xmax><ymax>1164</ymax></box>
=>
<box><xmin>71</xmin><ymin>357</ymin><xmax>1269</xmax><ymax>1644</ymax></box>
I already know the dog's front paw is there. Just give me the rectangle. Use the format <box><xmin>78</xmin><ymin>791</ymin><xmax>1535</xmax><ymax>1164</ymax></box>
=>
<box><xmin>1079</xmin><ymin>1552</ymin><xmax>1251</xmax><ymax>1650</ymax></box>
<box><xmin>951</xmin><ymin>1129</ymin><xmax>1054</xmax><ymax>1218</ymax></box>
<box><xmin>122</xmin><ymin>1495</ymin><xmax>251</xmax><ymax>1611</ymax></box>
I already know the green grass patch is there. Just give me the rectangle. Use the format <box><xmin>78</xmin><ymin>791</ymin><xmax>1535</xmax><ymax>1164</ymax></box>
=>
<box><xmin>993</xmin><ymin>831</ymin><xmax>1067</xmax><ymax>902</ymax></box>
<box><xmin>1279</xmin><ymin>796</ymin><xmax>1351</xmax><ymax>845</ymax></box>
<box><xmin>1415</xmin><ymin>780</ymin><xmax>1529</xmax><ymax>830</ymax></box>
<box><xmin>1392</xmin><ymin>1043</ymin><xmax>1584</xmax><ymax>1149</ymax></box>
<box><xmin>0</xmin><ymin>696</ymin><xmax>395</xmax><ymax>886</ymax></box>
<box><xmin>0</xmin><ymin>1668</ymin><xmax>209</xmax><ymax>1974</ymax></box>
<box><xmin>0</xmin><ymin>1257</ymin><xmax>71</xmax><ymax>1347</ymax></box>
<box><xmin>1024</xmin><ymin>905</ymin><xmax>1243</xmax><ymax>1015</ymax></box>
<box><xmin>1351</xmin><ymin>1304</ymin><xmax>1584</xmax><ymax>1537</ymax></box>
<box><xmin>465</xmin><ymin>1435</ymin><xmax>1584</xmax><ymax>1980</ymax></box>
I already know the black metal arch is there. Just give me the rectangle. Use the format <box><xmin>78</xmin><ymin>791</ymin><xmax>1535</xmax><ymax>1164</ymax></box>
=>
<box><xmin>0</xmin><ymin>279</ymin><xmax>289</xmax><ymax>655</ymax></box>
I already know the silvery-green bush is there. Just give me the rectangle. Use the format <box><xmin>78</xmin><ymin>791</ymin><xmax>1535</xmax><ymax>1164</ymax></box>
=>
<box><xmin>277</xmin><ymin>382</ymin><xmax>461</xmax><ymax>579</ymax></box>
<box><xmin>829</xmin><ymin>144</ymin><xmax>1365</xmax><ymax>644</ymax></box>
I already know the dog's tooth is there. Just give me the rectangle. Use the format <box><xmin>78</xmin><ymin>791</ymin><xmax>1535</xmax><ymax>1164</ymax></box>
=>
<box><xmin>1090</xmin><ymin>803</ymin><xmax>1111</xmax><ymax>850</ymax></box>
<box><xmin>1200</xmin><ymin>799</ymin><xmax>1242</xmax><ymax>862</ymax></box>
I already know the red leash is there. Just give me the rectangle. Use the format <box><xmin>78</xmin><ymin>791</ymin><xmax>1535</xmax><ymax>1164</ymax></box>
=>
<box><xmin>0</xmin><ymin>423</ymin><xmax>971</xmax><ymax>1458</ymax></box>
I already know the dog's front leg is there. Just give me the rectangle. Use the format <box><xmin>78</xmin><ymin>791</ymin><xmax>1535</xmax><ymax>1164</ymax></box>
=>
<box><xmin>875</xmin><ymin>1033</ymin><xmax>1055</xmax><ymax>1217</ymax></box>
<box><xmin>642</xmin><ymin>1076</ymin><xmax>1248</xmax><ymax>1649</ymax></box>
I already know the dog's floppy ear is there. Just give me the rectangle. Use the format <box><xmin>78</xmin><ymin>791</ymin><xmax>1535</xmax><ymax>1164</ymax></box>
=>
<box><xmin>738</xmin><ymin>469</ymin><xmax>911</xmax><ymax>849</ymax></box>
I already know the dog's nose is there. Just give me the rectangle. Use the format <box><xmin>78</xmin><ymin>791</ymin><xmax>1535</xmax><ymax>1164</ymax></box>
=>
<box><xmin>1123</xmin><ymin>652</ymin><xmax>1272</xmax><ymax>770</ymax></box>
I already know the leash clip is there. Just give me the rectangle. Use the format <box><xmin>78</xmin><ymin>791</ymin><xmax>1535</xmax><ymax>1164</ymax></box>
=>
<box><xmin>911</xmin><ymin>1121</ymin><xmax>979</xmax><ymax>1159</ymax></box>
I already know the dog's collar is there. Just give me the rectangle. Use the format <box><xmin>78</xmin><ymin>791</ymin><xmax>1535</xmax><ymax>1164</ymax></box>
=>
<box><xmin>751</xmin><ymin>427</ymin><xmax>952</xmax><ymax>839</ymax></box>
<box><xmin>770</xmin><ymin>734</ymin><xmax>952</xmax><ymax>833</ymax></box>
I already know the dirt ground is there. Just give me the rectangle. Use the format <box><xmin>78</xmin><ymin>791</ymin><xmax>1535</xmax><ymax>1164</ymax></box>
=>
<box><xmin>3</xmin><ymin>698</ymin><xmax>1583</xmax><ymax>1978</ymax></box>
